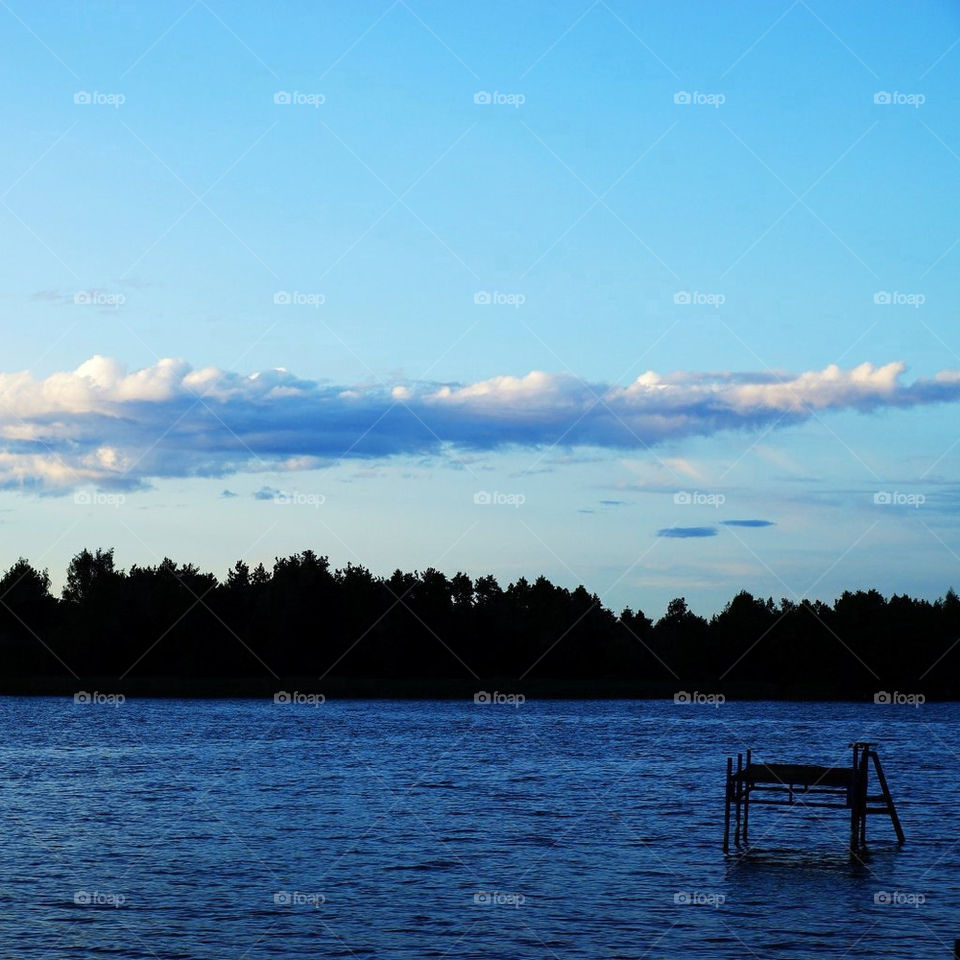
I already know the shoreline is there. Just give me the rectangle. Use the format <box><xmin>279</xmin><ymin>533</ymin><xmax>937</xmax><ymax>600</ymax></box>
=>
<box><xmin>0</xmin><ymin>676</ymin><xmax>953</xmax><ymax>701</ymax></box>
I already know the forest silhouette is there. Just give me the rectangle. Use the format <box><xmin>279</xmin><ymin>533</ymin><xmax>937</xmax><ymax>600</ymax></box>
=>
<box><xmin>0</xmin><ymin>547</ymin><xmax>957</xmax><ymax>697</ymax></box>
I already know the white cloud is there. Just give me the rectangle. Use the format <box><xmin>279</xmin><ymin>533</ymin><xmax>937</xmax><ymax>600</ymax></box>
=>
<box><xmin>0</xmin><ymin>356</ymin><xmax>955</xmax><ymax>491</ymax></box>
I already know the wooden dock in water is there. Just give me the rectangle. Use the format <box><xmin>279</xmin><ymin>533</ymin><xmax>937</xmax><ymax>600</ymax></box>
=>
<box><xmin>723</xmin><ymin>741</ymin><xmax>904</xmax><ymax>853</ymax></box>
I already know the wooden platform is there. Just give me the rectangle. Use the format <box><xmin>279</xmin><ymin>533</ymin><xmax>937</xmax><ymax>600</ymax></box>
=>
<box><xmin>723</xmin><ymin>742</ymin><xmax>904</xmax><ymax>853</ymax></box>
<box><xmin>733</xmin><ymin>763</ymin><xmax>853</xmax><ymax>789</ymax></box>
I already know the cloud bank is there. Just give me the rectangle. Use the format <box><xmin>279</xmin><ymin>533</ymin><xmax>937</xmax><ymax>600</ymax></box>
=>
<box><xmin>0</xmin><ymin>356</ymin><xmax>957</xmax><ymax>490</ymax></box>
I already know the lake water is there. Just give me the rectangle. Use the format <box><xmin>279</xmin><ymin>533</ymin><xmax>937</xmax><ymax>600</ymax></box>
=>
<box><xmin>3</xmin><ymin>697</ymin><xmax>956</xmax><ymax>958</ymax></box>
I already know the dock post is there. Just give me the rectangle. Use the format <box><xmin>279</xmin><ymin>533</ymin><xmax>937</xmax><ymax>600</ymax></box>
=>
<box><xmin>850</xmin><ymin>741</ymin><xmax>872</xmax><ymax>852</ymax></box>
<box><xmin>850</xmin><ymin>742</ymin><xmax>861</xmax><ymax>852</ymax></box>
<box><xmin>723</xmin><ymin>756</ymin><xmax>732</xmax><ymax>852</ymax></box>
<box><xmin>743</xmin><ymin>749</ymin><xmax>751</xmax><ymax>847</ymax></box>
<box><xmin>861</xmin><ymin>744</ymin><xmax>871</xmax><ymax>848</ymax></box>
<box><xmin>733</xmin><ymin>753</ymin><xmax>743</xmax><ymax>850</ymax></box>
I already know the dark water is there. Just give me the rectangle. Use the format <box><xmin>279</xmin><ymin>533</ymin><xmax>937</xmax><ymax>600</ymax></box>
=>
<box><xmin>3</xmin><ymin>697</ymin><xmax>956</xmax><ymax>958</ymax></box>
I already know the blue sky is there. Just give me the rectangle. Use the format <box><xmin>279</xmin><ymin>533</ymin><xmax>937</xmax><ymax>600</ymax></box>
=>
<box><xmin>1</xmin><ymin>0</ymin><xmax>959</xmax><ymax>615</ymax></box>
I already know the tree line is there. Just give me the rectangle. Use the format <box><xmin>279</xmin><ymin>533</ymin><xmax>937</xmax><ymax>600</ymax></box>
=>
<box><xmin>0</xmin><ymin>548</ymin><xmax>956</xmax><ymax>696</ymax></box>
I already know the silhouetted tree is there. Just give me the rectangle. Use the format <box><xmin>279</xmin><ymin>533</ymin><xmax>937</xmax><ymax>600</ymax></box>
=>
<box><xmin>0</xmin><ymin>547</ymin><xmax>954</xmax><ymax>697</ymax></box>
<box><xmin>0</xmin><ymin>558</ymin><xmax>57</xmax><ymax>674</ymax></box>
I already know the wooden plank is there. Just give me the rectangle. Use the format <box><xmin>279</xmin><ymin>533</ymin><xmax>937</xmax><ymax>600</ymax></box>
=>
<box><xmin>743</xmin><ymin>799</ymin><xmax>849</xmax><ymax>809</ymax></box>
<box><xmin>736</xmin><ymin>763</ymin><xmax>852</xmax><ymax>788</ymax></box>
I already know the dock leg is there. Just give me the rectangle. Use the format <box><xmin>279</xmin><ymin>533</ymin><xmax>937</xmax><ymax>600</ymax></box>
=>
<box><xmin>850</xmin><ymin>743</ymin><xmax>861</xmax><ymax>852</ymax></box>
<box><xmin>743</xmin><ymin>749</ymin><xmax>751</xmax><ymax>848</ymax></box>
<box><xmin>850</xmin><ymin>743</ymin><xmax>870</xmax><ymax>852</ymax></box>
<box><xmin>859</xmin><ymin>747</ymin><xmax>870</xmax><ymax>849</ymax></box>
<box><xmin>734</xmin><ymin>753</ymin><xmax>743</xmax><ymax>849</ymax></box>
<box><xmin>870</xmin><ymin>750</ymin><xmax>905</xmax><ymax>845</ymax></box>
<box><xmin>723</xmin><ymin>757</ymin><xmax>732</xmax><ymax>852</ymax></box>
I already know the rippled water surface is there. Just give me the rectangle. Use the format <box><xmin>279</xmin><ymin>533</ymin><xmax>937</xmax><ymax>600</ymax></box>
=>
<box><xmin>3</xmin><ymin>697</ymin><xmax>956</xmax><ymax>958</ymax></box>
